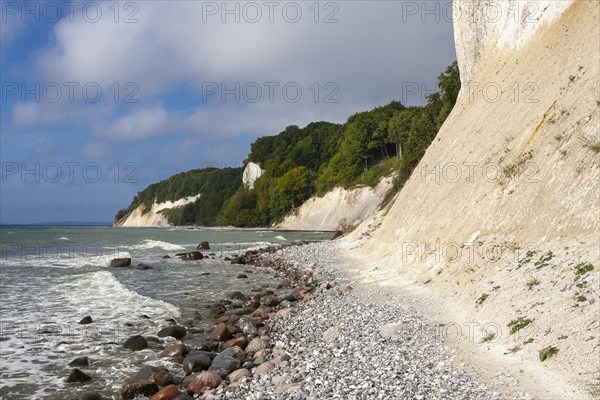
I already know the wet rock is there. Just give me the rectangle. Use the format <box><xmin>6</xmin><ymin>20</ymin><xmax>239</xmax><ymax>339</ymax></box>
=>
<box><xmin>209</xmin><ymin>356</ymin><xmax>240</xmax><ymax>377</ymax></box>
<box><xmin>79</xmin><ymin>316</ymin><xmax>93</xmax><ymax>325</ymax></box>
<box><xmin>237</xmin><ymin>274</ymin><xmax>248</xmax><ymax>279</ymax></box>
<box><xmin>121</xmin><ymin>366</ymin><xmax>169</xmax><ymax>399</ymax></box>
<box><xmin>184</xmin><ymin>337</ymin><xmax>216</xmax><ymax>351</ymax></box>
<box><xmin>253</xmin><ymin>361</ymin><xmax>275</xmax><ymax>377</ymax></box>
<box><xmin>208</xmin><ymin>303</ymin><xmax>226</xmax><ymax>318</ymax></box>
<box><xmin>209</xmin><ymin>323</ymin><xmax>231</xmax><ymax>341</ymax></box>
<box><xmin>160</xmin><ymin>343</ymin><xmax>190</xmax><ymax>359</ymax></box>
<box><xmin>81</xmin><ymin>393</ymin><xmax>103</xmax><ymax>400</ymax></box>
<box><xmin>187</xmin><ymin>370</ymin><xmax>222</xmax><ymax>394</ymax></box>
<box><xmin>228</xmin><ymin>291</ymin><xmax>246</xmax><ymax>300</ymax></box>
<box><xmin>228</xmin><ymin>368</ymin><xmax>252</xmax><ymax>383</ymax></box>
<box><xmin>182</xmin><ymin>353</ymin><xmax>212</xmax><ymax>374</ymax></box>
<box><xmin>109</xmin><ymin>258</ymin><xmax>131</xmax><ymax>268</ymax></box>
<box><xmin>209</xmin><ymin>347</ymin><xmax>244</xmax><ymax>377</ymax></box>
<box><xmin>150</xmin><ymin>385</ymin><xmax>181</xmax><ymax>400</ymax></box>
<box><xmin>218</xmin><ymin>346</ymin><xmax>245</xmax><ymax>362</ymax></box>
<box><xmin>161</xmin><ymin>255</ymin><xmax>171</xmax><ymax>259</ymax></box>
<box><xmin>157</xmin><ymin>325</ymin><xmax>187</xmax><ymax>340</ymax></box>
<box><xmin>137</xmin><ymin>263</ymin><xmax>153</xmax><ymax>270</ymax></box>
<box><xmin>197</xmin><ymin>241</ymin><xmax>210</xmax><ymax>250</ymax></box>
<box><xmin>66</xmin><ymin>368</ymin><xmax>91</xmax><ymax>383</ymax></box>
<box><xmin>231</xmin><ymin>256</ymin><xmax>247</xmax><ymax>265</ymax></box>
<box><xmin>69</xmin><ymin>356</ymin><xmax>89</xmax><ymax>367</ymax></box>
<box><xmin>124</xmin><ymin>335</ymin><xmax>148</xmax><ymax>351</ymax></box>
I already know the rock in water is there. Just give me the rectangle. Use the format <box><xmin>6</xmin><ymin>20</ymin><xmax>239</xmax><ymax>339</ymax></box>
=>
<box><xmin>81</xmin><ymin>393</ymin><xmax>103</xmax><ymax>400</ymax></box>
<box><xmin>69</xmin><ymin>356</ymin><xmax>89</xmax><ymax>367</ymax></box>
<box><xmin>109</xmin><ymin>258</ymin><xmax>131</xmax><ymax>268</ymax></box>
<box><xmin>124</xmin><ymin>335</ymin><xmax>148</xmax><ymax>351</ymax></box>
<box><xmin>79</xmin><ymin>315</ymin><xmax>93</xmax><ymax>324</ymax></box>
<box><xmin>121</xmin><ymin>366</ymin><xmax>169</xmax><ymax>399</ymax></box>
<box><xmin>136</xmin><ymin>263</ymin><xmax>153</xmax><ymax>270</ymax></box>
<box><xmin>197</xmin><ymin>241</ymin><xmax>210</xmax><ymax>250</ymax></box>
<box><xmin>66</xmin><ymin>368</ymin><xmax>92</xmax><ymax>383</ymax></box>
<box><xmin>157</xmin><ymin>325</ymin><xmax>187</xmax><ymax>340</ymax></box>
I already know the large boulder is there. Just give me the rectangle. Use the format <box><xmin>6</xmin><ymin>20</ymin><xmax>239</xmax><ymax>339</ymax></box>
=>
<box><xmin>235</xmin><ymin>316</ymin><xmax>259</xmax><ymax>336</ymax></box>
<box><xmin>157</xmin><ymin>325</ymin><xmax>187</xmax><ymax>340</ymax></box>
<box><xmin>182</xmin><ymin>353</ymin><xmax>212</xmax><ymax>374</ymax></box>
<box><xmin>66</xmin><ymin>368</ymin><xmax>91</xmax><ymax>383</ymax></box>
<box><xmin>209</xmin><ymin>323</ymin><xmax>231</xmax><ymax>341</ymax></box>
<box><xmin>150</xmin><ymin>385</ymin><xmax>181</xmax><ymax>400</ymax></box>
<box><xmin>187</xmin><ymin>370</ymin><xmax>222</xmax><ymax>395</ymax></box>
<box><xmin>123</xmin><ymin>335</ymin><xmax>148</xmax><ymax>351</ymax></box>
<box><xmin>109</xmin><ymin>258</ymin><xmax>131</xmax><ymax>268</ymax></box>
<box><xmin>121</xmin><ymin>366</ymin><xmax>171</xmax><ymax>399</ymax></box>
<box><xmin>197</xmin><ymin>241</ymin><xmax>210</xmax><ymax>250</ymax></box>
<box><xmin>209</xmin><ymin>347</ymin><xmax>244</xmax><ymax>377</ymax></box>
<box><xmin>160</xmin><ymin>343</ymin><xmax>190</xmax><ymax>360</ymax></box>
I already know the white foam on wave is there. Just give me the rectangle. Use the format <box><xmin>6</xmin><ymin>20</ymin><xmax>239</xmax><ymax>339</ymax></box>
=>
<box><xmin>62</xmin><ymin>270</ymin><xmax>180</xmax><ymax>320</ymax></box>
<box><xmin>137</xmin><ymin>239</ymin><xmax>185</xmax><ymax>251</ymax></box>
<box><xmin>275</xmin><ymin>235</ymin><xmax>286</xmax><ymax>240</ymax></box>
<box><xmin>0</xmin><ymin>270</ymin><xmax>179</xmax><ymax>397</ymax></box>
<box><xmin>58</xmin><ymin>236</ymin><xmax>69</xmax><ymax>240</ymax></box>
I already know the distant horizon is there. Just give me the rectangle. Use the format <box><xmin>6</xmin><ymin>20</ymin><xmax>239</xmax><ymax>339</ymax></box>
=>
<box><xmin>0</xmin><ymin>221</ymin><xmax>112</xmax><ymax>226</ymax></box>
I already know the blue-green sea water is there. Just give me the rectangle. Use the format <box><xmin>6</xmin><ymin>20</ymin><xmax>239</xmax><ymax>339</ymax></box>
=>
<box><xmin>0</xmin><ymin>226</ymin><xmax>332</xmax><ymax>399</ymax></box>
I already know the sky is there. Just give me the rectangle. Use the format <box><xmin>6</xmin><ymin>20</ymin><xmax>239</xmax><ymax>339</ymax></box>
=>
<box><xmin>0</xmin><ymin>0</ymin><xmax>456</xmax><ymax>224</ymax></box>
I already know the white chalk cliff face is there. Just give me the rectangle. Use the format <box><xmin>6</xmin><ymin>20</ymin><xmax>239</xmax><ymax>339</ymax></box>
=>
<box><xmin>277</xmin><ymin>176</ymin><xmax>394</xmax><ymax>231</ymax></box>
<box><xmin>242</xmin><ymin>162</ymin><xmax>264</xmax><ymax>189</ymax></box>
<box><xmin>342</xmin><ymin>1</ymin><xmax>598</xmax><ymax>396</ymax></box>
<box><xmin>114</xmin><ymin>194</ymin><xmax>201</xmax><ymax>227</ymax></box>
<box><xmin>454</xmin><ymin>0</ymin><xmax>574</xmax><ymax>84</ymax></box>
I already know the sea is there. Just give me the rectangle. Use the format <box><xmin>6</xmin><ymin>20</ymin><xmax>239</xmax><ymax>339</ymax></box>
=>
<box><xmin>0</xmin><ymin>226</ymin><xmax>333</xmax><ymax>399</ymax></box>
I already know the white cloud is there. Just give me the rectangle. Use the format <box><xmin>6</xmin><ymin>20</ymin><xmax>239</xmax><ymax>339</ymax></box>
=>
<box><xmin>13</xmin><ymin>1</ymin><xmax>456</xmax><ymax>142</ymax></box>
<box><xmin>92</xmin><ymin>105</ymin><xmax>169</xmax><ymax>141</ymax></box>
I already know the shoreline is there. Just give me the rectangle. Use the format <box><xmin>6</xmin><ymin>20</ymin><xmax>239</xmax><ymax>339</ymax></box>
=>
<box><xmin>85</xmin><ymin>242</ymin><xmax>502</xmax><ymax>399</ymax></box>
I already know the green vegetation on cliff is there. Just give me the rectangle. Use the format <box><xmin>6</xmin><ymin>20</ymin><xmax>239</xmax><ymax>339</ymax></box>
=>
<box><xmin>115</xmin><ymin>168</ymin><xmax>243</xmax><ymax>226</ymax></box>
<box><xmin>116</xmin><ymin>61</ymin><xmax>460</xmax><ymax>227</ymax></box>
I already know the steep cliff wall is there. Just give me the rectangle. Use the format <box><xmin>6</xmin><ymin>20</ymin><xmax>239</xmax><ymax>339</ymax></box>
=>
<box><xmin>114</xmin><ymin>194</ymin><xmax>201</xmax><ymax>227</ymax></box>
<box><xmin>277</xmin><ymin>176</ymin><xmax>394</xmax><ymax>231</ymax></box>
<box><xmin>343</xmin><ymin>1</ymin><xmax>599</xmax><ymax>397</ymax></box>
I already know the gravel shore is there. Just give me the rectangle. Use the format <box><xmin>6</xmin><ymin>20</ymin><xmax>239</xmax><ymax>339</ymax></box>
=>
<box><xmin>204</xmin><ymin>243</ymin><xmax>497</xmax><ymax>400</ymax></box>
